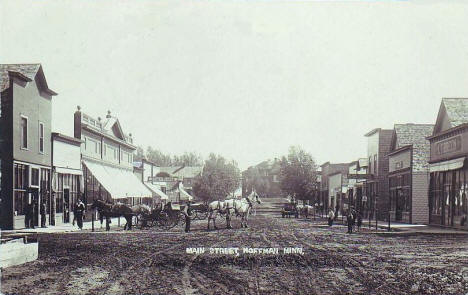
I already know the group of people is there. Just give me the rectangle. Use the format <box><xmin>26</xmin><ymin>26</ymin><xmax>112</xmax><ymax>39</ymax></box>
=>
<box><xmin>328</xmin><ymin>205</ymin><xmax>363</xmax><ymax>233</ymax></box>
<box><xmin>24</xmin><ymin>200</ymin><xmax>47</xmax><ymax>229</ymax></box>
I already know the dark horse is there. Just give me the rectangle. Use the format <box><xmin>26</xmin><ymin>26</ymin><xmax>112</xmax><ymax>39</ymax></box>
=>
<box><xmin>91</xmin><ymin>199</ymin><xmax>137</xmax><ymax>231</ymax></box>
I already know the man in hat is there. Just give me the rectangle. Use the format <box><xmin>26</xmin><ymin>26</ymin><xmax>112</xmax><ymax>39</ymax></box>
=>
<box><xmin>183</xmin><ymin>202</ymin><xmax>192</xmax><ymax>233</ymax></box>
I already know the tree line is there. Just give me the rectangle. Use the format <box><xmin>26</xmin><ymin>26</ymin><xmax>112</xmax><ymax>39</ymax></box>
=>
<box><xmin>136</xmin><ymin>144</ymin><xmax>318</xmax><ymax>204</ymax></box>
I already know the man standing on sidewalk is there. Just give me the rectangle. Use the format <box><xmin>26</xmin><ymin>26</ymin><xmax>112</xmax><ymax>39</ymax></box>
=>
<box><xmin>75</xmin><ymin>199</ymin><xmax>85</xmax><ymax>230</ymax></box>
<box><xmin>40</xmin><ymin>201</ymin><xmax>47</xmax><ymax>228</ymax></box>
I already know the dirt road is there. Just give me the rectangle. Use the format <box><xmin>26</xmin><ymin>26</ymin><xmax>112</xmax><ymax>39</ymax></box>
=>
<box><xmin>2</xmin><ymin>214</ymin><xmax>467</xmax><ymax>295</ymax></box>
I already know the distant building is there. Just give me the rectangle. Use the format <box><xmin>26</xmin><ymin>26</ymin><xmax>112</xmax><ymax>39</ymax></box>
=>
<box><xmin>346</xmin><ymin>158</ymin><xmax>369</xmax><ymax>214</ymax></box>
<box><xmin>319</xmin><ymin>162</ymin><xmax>349</xmax><ymax>213</ymax></box>
<box><xmin>0</xmin><ymin>64</ymin><xmax>57</xmax><ymax>229</ymax></box>
<box><xmin>427</xmin><ymin>98</ymin><xmax>468</xmax><ymax>229</ymax></box>
<box><xmin>387</xmin><ymin>123</ymin><xmax>433</xmax><ymax>224</ymax></box>
<box><xmin>242</xmin><ymin>159</ymin><xmax>282</xmax><ymax>198</ymax></box>
<box><xmin>364</xmin><ymin>128</ymin><xmax>393</xmax><ymax>220</ymax></box>
<box><xmin>74</xmin><ymin>108</ymin><xmax>152</xmax><ymax>218</ymax></box>
<box><xmin>141</xmin><ymin>160</ymin><xmax>202</xmax><ymax>202</ymax></box>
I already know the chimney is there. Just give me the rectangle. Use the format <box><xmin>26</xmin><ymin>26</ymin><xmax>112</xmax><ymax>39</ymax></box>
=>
<box><xmin>106</xmin><ymin>110</ymin><xmax>112</xmax><ymax>119</ymax></box>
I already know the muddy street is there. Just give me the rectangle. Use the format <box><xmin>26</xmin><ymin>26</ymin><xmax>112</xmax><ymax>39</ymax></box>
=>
<box><xmin>2</xmin><ymin>213</ymin><xmax>468</xmax><ymax>295</ymax></box>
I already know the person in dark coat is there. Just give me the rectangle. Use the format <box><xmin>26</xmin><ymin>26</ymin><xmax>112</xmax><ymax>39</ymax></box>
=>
<box><xmin>334</xmin><ymin>204</ymin><xmax>340</xmax><ymax>221</ymax></box>
<box><xmin>356</xmin><ymin>211</ymin><xmax>363</xmax><ymax>232</ymax></box>
<box><xmin>75</xmin><ymin>200</ymin><xmax>85</xmax><ymax>230</ymax></box>
<box><xmin>24</xmin><ymin>202</ymin><xmax>31</xmax><ymax>228</ymax></box>
<box><xmin>40</xmin><ymin>201</ymin><xmax>47</xmax><ymax>228</ymax></box>
<box><xmin>184</xmin><ymin>202</ymin><xmax>192</xmax><ymax>233</ymax></box>
<box><xmin>346</xmin><ymin>210</ymin><xmax>353</xmax><ymax>234</ymax></box>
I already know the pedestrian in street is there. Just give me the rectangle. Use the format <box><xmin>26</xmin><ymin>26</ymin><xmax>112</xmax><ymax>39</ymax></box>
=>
<box><xmin>328</xmin><ymin>208</ymin><xmax>335</xmax><ymax>226</ymax></box>
<box><xmin>334</xmin><ymin>204</ymin><xmax>340</xmax><ymax>221</ymax></box>
<box><xmin>351</xmin><ymin>207</ymin><xmax>357</xmax><ymax>232</ymax></box>
<box><xmin>40</xmin><ymin>201</ymin><xmax>47</xmax><ymax>228</ymax></box>
<box><xmin>357</xmin><ymin>211</ymin><xmax>363</xmax><ymax>232</ymax></box>
<box><xmin>75</xmin><ymin>199</ymin><xmax>85</xmax><ymax>230</ymax></box>
<box><xmin>346</xmin><ymin>210</ymin><xmax>353</xmax><ymax>234</ymax></box>
<box><xmin>184</xmin><ymin>202</ymin><xmax>192</xmax><ymax>233</ymax></box>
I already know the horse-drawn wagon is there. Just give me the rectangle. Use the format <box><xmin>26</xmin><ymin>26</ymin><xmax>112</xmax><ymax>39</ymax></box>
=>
<box><xmin>281</xmin><ymin>202</ymin><xmax>299</xmax><ymax>218</ymax></box>
<box><xmin>136</xmin><ymin>202</ymin><xmax>187</xmax><ymax>230</ymax></box>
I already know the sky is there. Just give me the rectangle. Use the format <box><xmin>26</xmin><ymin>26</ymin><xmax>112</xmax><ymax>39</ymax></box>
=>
<box><xmin>2</xmin><ymin>0</ymin><xmax>468</xmax><ymax>170</ymax></box>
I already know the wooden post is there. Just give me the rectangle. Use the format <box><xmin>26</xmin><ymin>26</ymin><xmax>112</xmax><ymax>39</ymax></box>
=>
<box><xmin>92</xmin><ymin>209</ymin><xmax>95</xmax><ymax>232</ymax></box>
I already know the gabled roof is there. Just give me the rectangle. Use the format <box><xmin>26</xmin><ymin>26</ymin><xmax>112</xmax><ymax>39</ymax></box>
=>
<box><xmin>103</xmin><ymin>117</ymin><xmax>125</xmax><ymax>140</ymax></box>
<box><xmin>442</xmin><ymin>98</ymin><xmax>468</xmax><ymax>127</ymax></box>
<box><xmin>158</xmin><ymin>166</ymin><xmax>203</xmax><ymax>179</ymax></box>
<box><xmin>392</xmin><ymin>124</ymin><xmax>434</xmax><ymax>151</ymax></box>
<box><xmin>0</xmin><ymin>64</ymin><xmax>57</xmax><ymax>95</ymax></box>
<box><xmin>391</xmin><ymin>123</ymin><xmax>434</xmax><ymax>172</ymax></box>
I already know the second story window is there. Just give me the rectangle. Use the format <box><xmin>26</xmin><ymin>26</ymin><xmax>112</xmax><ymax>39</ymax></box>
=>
<box><xmin>21</xmin><ymin>116</ymin><xmax>28</xmax><ymax>149</ymax></box>
<box><xmin>38</xmin><ymin>122</ymin><xmax>44</xmax><ymax>153</ymax></box>
<box><xmin>373</xmin><ymin>155</ymin><xmax>377</xmax><ymax>174</ymax></box>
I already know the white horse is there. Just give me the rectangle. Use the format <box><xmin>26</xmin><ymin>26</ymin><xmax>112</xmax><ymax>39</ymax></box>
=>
<box><xmin>232</xmin><ymin>191</ymin><xmax>262</xmax><ymax>228</ymax></box>
<box><xmin>207</xmin><ymin>198</ymin><xmax>238</xmax><ymax>230</ymax></box>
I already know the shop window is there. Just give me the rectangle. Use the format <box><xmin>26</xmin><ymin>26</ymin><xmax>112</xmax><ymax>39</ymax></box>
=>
<box><xmin>31</xmin><ymin>168</ymin><xmax>39</xmax><ymax>186</ymax></box>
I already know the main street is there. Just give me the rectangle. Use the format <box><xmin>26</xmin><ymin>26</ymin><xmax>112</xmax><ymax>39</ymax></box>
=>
<box><xmin>2</xmin><ymin>205</ymin><xmax>467</xmax><ymax>295</ymax></box>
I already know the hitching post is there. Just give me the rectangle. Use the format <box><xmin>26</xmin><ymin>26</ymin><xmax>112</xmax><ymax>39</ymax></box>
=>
<box><xmin>92</xmin><ymin>209</ymin><xmax>95</xmax><ymax>232</ymax></box>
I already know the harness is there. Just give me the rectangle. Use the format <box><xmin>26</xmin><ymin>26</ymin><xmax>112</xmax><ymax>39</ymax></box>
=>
<box><xmin>244</xmin><ymin>196</ymin><xmax>253</xmax><ymax>208</ymax></box>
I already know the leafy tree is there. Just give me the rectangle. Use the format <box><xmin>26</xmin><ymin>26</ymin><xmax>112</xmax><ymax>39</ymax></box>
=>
<box><xmin>134</xmin><ymin>146</ymin><xmax>145</xmax><ymax>162</ymax></box>
<box><xmin>193</xmin><ymin>153</ymin><xmax>240</xmax><ymax>203</ymax></box>
<box><xmin>279</xmin><ymin>146</ymin><xmax>318</xmax><ymax>202</ymax></box>
<box><xmin>172</xmin><ymin>152</ymin><xmax>203</xmax><ymax>166</ymax></box>
<box><xmin>146</xmin><ymin>147</ymin><xmax>172</xmax><ymax>166</ymax></box>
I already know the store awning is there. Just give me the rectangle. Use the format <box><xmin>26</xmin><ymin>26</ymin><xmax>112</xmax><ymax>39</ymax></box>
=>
<box><xmin>144</xmin><ymin>182</ymin><xmax>169</xmax><ymax>200</ymax></box>
<box><xmin>179</xmin><ymin>183</ymin><xmax>193</xmax><ymax>201</ymax></box>
<box><xmin>55</xmin><ymin>167</ymin><xmax>83</xmax><ymax>176</ymax></box>
<box><xmin>83</xmin><ymin>160</ymin><xmax>152</xmax><ymax>199</ymax></box>
<box><xmin>429</xmin><ymin>157</ymin><xmax>465</xmax><ymax>173</ymax></box>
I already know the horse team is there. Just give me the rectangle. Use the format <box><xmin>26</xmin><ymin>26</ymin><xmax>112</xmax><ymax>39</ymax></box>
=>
<box><xmin>91</xmin><ymin>191</ymin><xmax>262</xmax><ymax>231</ymax></box>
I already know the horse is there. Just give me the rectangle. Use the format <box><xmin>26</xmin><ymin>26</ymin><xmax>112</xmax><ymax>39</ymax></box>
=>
<box><xmin>91</xmin><ymin>200</ymin><xmax>141</xmax><ymax>231</ymax></box>
<box><xmin>298</xmin><ymin>204</ymin><xmax>314</xmax><ymax>218</ymax></box>
<box><xmin>232</xmin><ymin>191</ymin><xmax>262</xmax><ymax>228</ymax></box>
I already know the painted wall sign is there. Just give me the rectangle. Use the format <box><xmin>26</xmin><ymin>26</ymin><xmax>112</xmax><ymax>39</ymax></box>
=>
<box><xmin>436</xmin><ymin>136</ymin><xmax>461</xmax><ymax>156</ymax></box>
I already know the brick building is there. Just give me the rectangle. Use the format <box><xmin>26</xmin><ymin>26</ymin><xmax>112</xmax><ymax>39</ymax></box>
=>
<box><xmin>364</xmin><ymin>128</ymin><xmax>393</xmax><ymax>220</ymax></box>
<box><xmin>427</xmin><ymin>98</ymin><xmax>468</xmax><ymax>229</ymax></box>
<box><xmin>387</xmin><ymin>123</ymin><xmax>433</xmax><ymax>224</ymax></box>
<box><xmin>0</xmin><ymin>64</ymin><xmax>57</xmax><ymax>229</ymax></box>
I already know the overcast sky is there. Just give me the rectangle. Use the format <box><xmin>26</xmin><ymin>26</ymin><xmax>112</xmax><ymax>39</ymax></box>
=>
<box><xmin>2</xmin><ymin>0</ymin><xmax>468</xmax><ymax>170</ymax></box>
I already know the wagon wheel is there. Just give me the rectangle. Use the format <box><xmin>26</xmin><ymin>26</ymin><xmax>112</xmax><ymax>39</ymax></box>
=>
<box><xmin>158</xmin><ymin>212</ymin><xmax>177</xmax><ymax>230</ymax></box>
<box><xmin>199</xmin><ymin>211</ymin><xmax>209</xmax><ymax>220</ymax></box>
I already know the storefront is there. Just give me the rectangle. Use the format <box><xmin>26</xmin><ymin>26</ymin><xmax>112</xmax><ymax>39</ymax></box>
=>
<box><xmin>52</xmin><ymin>133</ymin><xmax>83</xmax><ymax>225</ymax></box>
<box><xmin>427</xmin><ymin>98</ymin><xmax>468</xmax><ymax>229</ymax></box>
<box><xmin>12</xmin><ymin>162</ymin><xmax>51</xmax><ymax>228</ymax></box>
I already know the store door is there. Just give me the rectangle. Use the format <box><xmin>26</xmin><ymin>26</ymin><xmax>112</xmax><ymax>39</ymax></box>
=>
<box><xmin>31</xmin><ymin>188</ymin><xmax>39</xmax><ymax>227</ymax></box>
<box><xmin>395</xmin><ymin>190</ymin><xmax>404</xmax><ymax>222</ymax></box>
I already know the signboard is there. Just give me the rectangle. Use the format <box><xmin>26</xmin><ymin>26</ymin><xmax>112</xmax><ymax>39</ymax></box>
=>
<box><xmin>436</xmin><ymin>136</ymin><xmax>461</xmax><ymax>156</ymax></box>
<box><xmin>347</xmin><ymin>174</ymin><xmax>373</xmax><ymax>180</ymax></box>
<box><xmin>395</xmin><ymin>161</ymin><xmax>403</xmax><ymax>170</ymax></box>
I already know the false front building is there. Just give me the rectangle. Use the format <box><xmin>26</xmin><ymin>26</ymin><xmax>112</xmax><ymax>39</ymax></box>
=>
<box><xmin>427</xmin><ymin>98</ymin><xmax>468</xmax><ymax>229</ymax></box>
<box><xmin>0</xmin><ymin>64</ymin><xmax>57</xmax><ymax>229</ymax></box>
<box><xmin>73</xmin><ymin>108</ymin><xmax>152</xmax><ymax>218</ymax></box>
<box><xmin>387</xmin><ymin>123</ymin><xmax>433</xmax><ymax>224</ymax></box>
